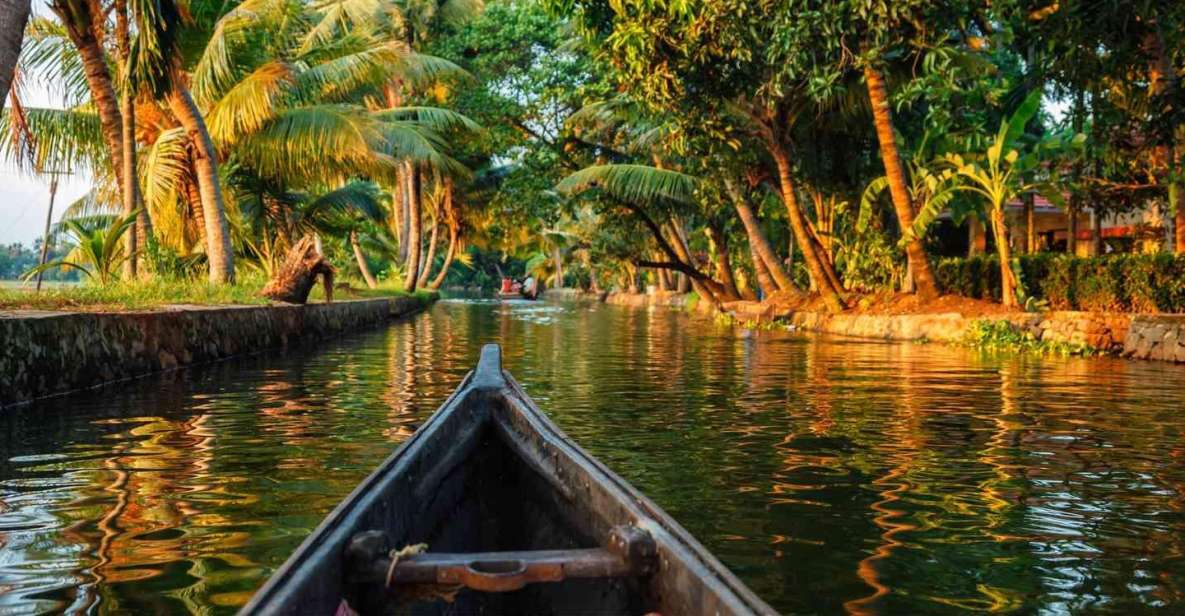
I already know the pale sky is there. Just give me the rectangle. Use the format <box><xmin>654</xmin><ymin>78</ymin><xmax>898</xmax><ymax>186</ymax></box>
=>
<box><xmin>1</xmin><ymin>1</ymin><xmax>93</xmax><ymax>246</ymax></box>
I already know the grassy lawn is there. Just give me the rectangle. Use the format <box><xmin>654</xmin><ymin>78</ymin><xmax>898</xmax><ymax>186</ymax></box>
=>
<box><xmin>0</xmin><ymin>276</ymin><xmax>429</xmax><ymax>312</ymax></box>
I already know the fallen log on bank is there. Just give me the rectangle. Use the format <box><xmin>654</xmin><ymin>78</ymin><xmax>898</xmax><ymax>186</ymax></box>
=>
<box><xmin>261</xmin><ymin>235</ymin><xmax>335</xmax><ymax>304</ymax></box>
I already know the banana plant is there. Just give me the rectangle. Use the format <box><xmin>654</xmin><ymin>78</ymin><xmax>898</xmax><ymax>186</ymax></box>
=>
<box><xmin>942</xmin><ymin>90</ymin><xmax>1084</xmax><ymax>308</ymax></box>
<box><xmin>23</xmin><ymin>211</ymin><xmax>140</xmax><ymax>284</ymax></box>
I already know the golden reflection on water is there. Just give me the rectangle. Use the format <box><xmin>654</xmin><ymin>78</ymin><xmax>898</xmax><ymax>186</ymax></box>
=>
<box><xmin>2</xmin><ymin>299</ymin><xmax>1185</xmax><ymax>614</ymax></box>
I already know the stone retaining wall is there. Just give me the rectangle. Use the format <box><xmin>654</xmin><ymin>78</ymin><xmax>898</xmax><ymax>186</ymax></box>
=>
<box><xmin>0</xmin><ymin>295</ymin><xmax>434</xmax><ymax>407</ymax></box>
<box><xmin>779</xmin><ymin>308</ymin><xmax>1185</xmax><ymax>363</ymax></box>
<box><xmin>559</xmin><ymin>289</ymin><xmax>1185</xmax><ymax>364</ymax></box>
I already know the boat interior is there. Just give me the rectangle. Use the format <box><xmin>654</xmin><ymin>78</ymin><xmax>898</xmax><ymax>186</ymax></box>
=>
<box><xmin>341</xmin><ymin>386</ymin><xmax>653</xmax><ymax>615</ymax></box>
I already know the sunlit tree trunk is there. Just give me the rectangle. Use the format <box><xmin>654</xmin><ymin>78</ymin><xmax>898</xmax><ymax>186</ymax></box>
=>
<box><xmin>1144</xmin><ymin>24</ymin><xmax>1184</xmax><ymax>253</ymax></box>
<box><xmin>0</xmin><ymin>0</ymin><xmax>30</xmax><ymax>115</ymax></box>
<box><xmin>351</xmin><ymin>231</ymin><xmax>377</xmax><ymax>289</ymax></box>
<box><xmin>727</xmin><ymin>180</ymin><xmax>795</xmax><ymax>292</ymax></box>
<box><xmin>864</xmin><ymin>65</ymin><xmax>939</xmax><ymax>300</ymax></box>
<box><xmin>402</xmin><ymin>165</ymin><xmax>422</xmax><ymax>291</ymax></box>
<box><xmin>748</xmin><ymin>240</ymin><xmax>776</xmax><ymax>298</ymax></box>
<box><xmin>115</xmin><ymin>0</ymin><xmax>148</xmax><ymax>278</ymax></box>
<box><xmin>168</xmin><ymin>87</ymin><xmax>234</xmax><ymax>283</ymax></box>
<box><xmin>1023</xmin><ymin>191</ymin><xmax>1035</xmax><ymax>253</ymax></box>
<box><xmin>991</xmin><ymin>208</ymin><xmax>1018</xmax><ymax>307</ymax></box>
<box><xmin>705</xmin><ymin>224</ymin><xmax>740</xmax><ymax>299</ymax></box>
<box><xmin>417</xmin><ymin>208</ymin><xmax>439</xmax><ymax>288</ymax></box>
<box><xmin>769</xmin><ymin>143</ymin><xmax>845</xmax><ymax>312</ymax></box>
<box><xmin>54</xmin><ymin>0</ymin><xmax>126</xmax><ymax>196</ymax></box>
<box><xmin>428</xmin><ymin>178</ymin><xmax>458</xmax><ymax>290</ymax></box>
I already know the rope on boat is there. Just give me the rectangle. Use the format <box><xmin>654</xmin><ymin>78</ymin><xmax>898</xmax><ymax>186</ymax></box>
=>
<box><xmin>385</xmin><ymin>543</ymin><xmax>428</xmax><ymax>588</ymax></box>
<box><xmin>384</xmin><ymin>543</ymin><xmax>463</xmax><ymax>603</ymax></box>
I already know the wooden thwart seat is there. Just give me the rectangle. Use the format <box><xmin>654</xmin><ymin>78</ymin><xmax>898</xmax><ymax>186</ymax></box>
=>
<box><xmin>347</xmin><ymin>525</ymin><xmax>657</xmax><ymax>593</ymax></box>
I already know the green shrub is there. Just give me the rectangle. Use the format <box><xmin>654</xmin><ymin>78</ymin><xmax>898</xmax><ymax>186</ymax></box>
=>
<box><xmin>936</xmin><ymin>253</ymin><xmax>1185</xmax><ymax>313</ymax></box>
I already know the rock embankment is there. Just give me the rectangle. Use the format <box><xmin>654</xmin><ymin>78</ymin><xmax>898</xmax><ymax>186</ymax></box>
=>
<box><xmin>0</xmin><ymin>295</ymin><xmax>435</xmax><ymax>408</ymax></box>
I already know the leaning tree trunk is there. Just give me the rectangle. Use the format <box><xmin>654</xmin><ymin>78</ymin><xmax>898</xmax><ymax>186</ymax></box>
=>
<box><xmin>168</xmin><ymin>86</ymin><xmax>235</xmax><ymax>283</ymax></box>
<box><xmin>351</xmin><ymin>231</ymin><xmax>378</xmax><ymax>289</ymax></box>
<box><xmin>705</xmin><ymin>225</ymin><xmax>740</xmax><ymax>299</ymax></box>
<box><xmin>402</xmin><ymin>165</ymin><xmax>422</xmax><ymax>291</ymax></box>
<box><xmin>428</xmin><ymin>220</ymin><xmax>458</xmax><ymax>290</ymax></box>
<box><xmin>417</xmin><ymin>209</ymin><xmax>439</xmax><ymax>288</ymax></box>
<box><xmin>769</xmin><ymin>143</ymin><xmax>845</xmax><ymax>312</ymax></box>
<box><xmin>864</xmin><ymin>65</ymin><xmax>940</xmax><ymax>300</ymax></box>
<box><xmin>748</xmin><ymin>240</ymin><xmax>777</xmax><ymax>298</ymax></box>
<box><xmin>0</xmin><ymin>0</ymin><xmax>31</xmax><ymax>114</ymax></box>
<box><xmin>428</xmin><ymin>179</ymin><xmax>459</xmax><ymax>291</ymax></box>
<box><xmin>262</xmin><ymin>235</ymin><xmax>335</xmax><ymax>304</ymax></box>
<box><xmin>727</xmin><ymin>181</ymin><xmax>796</xmax><ymax>292</ymax></box>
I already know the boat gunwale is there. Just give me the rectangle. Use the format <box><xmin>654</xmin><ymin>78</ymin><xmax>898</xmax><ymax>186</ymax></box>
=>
<box><xmin>496</xmin><ymin>370</ymin><xmax>776</xmax><ymax>616</ymax></box>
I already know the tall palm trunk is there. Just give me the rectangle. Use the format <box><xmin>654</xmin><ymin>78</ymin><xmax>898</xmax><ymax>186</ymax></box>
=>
<box><xmin>115</xmin><ymin>0</ymin><xmax>148</xmax><ymax>278</ymax></box>
<box><xmin>402</xmin><ymin>165</ymin><xmax>422</xmax><ymax>291</ymax></box>
<box><xmin>417</xmin><ymin>209</ymin><xmax>439</xmax><ymax>288</ymax></box>
<box><xmin>351</xmin><ymin>231</ymin><xmax>378</xmax><ymax>289</ymax></box>
<box><xmin>400</xmin><ymin>166</ymin><xmax>412</xmax><ymax>260</ymax></box>
<box><xmin>726</xmin><ymin>179</ymin><xmax>795</xmax><ymax>292</ymax></box>
<box><xmin>54</xmin><ymin>0</ymin><xmax>125</xmax><ymax>192</ymax></box>
<box><xmin>0</xmin><ymin>0</ymin><xmax>31</xmax><ymax>114</ymax></box>
<box><xmin>1144</xmin><ymin>25</ymin><xmax>1184</xmax><ymax>252</ymax></box>
<box><xmin>168</xmin><ymin>86</ymin><xmax>234</xmax><ymax>283</ymax></box>
<box><xmin>769</xmin><ymin>143</ymin><xmax>845</xmax><ymax>312</ymax></box>
<box><xmin>428</xmin><ymin>178</ymin><xmax>459</xmax><ymax>290</ymax></box>
<box><xmin>428</xmin><ymin>220</ymin><xmax>458</xmax><ymax>290</ymax></box>
<box><xmin>864</xmin><ymin>65</ymin><xmax>939</xmax><ymax>300</ymax></box>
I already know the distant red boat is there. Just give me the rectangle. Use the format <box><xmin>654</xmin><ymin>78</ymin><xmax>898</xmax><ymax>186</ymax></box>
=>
<box><xmin>498</xmin><ymin>277</ymin><xmax>537</xmax><ymax>300</ymax></box>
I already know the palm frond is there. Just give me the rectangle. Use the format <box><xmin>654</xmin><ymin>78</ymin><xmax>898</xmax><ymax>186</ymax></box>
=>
<box><xmin>307</xmin><ymin>181</ymin><xmax>386</xmax><ymax>221</ymax></box>
<box><xmin>191</xmin><ymin>0</ymin><xmax>285</xmax><ymax>105</ymax></box>
<box><xmin>0</xmin><ymin>106</ymin><xmax>106</xmax><ymax>174</ymax></box>
<box><xmin>20</xmin><ymin>17</ymin><xmax>89</xmax><ymax>105</ymax></box>
<box><xmin>375</xmin><ymin>105</ymin><xmax>480</xmax><ymax>133</ymax></box>
<box><xmin>207</xmin><ymin>61</ymin><xmax>297</xmax><ymax>145</ymax></box>
<box><xmin>556</xmin><ymin>164</ymin><xmax>697</xmax><ymax>206</ymax></box>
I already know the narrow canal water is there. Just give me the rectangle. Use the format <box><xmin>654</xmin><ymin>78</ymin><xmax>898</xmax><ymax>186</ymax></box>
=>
<box><xmin>3</xmin><ymin>298</ymin><xmax>1185</xmax><ymax>614</ymax></box>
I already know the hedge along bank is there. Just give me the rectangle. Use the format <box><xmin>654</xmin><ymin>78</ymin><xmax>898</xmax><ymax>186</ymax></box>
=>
<box><xmin>936</xmin><ymin>253</ymin><xmax>1185</xmax><ymax>313</ymax></box>
<box><xmin>0</xmin><ymin>294</ymin><xmax>436</xmax><ymax>408</ymax></box>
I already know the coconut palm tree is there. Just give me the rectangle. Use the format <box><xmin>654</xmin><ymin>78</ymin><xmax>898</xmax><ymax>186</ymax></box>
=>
<box><xmin>23</xmin><ymin>211</ymin><xmax>139</xmax><ymax>284</ymax></box>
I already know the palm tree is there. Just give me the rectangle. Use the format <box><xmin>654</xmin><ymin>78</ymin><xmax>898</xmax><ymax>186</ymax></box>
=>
<box><xmin>944</xmin><ymin>91</ymin><xmax>1080</xmax><ymax>307</ymax></box>
<box><xmin>24</xmin><ymin>211</ymin><xmax>139</xmax><ymax>285</ymax></box>
<box><xmin>863</xmin><ymin>65</ymin><xmax>941</xmax><ymax>300</ymax></box>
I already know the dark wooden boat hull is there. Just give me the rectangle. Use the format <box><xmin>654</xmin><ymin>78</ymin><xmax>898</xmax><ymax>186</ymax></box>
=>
<box><xmin>242</xmin><ymin>345</ymin><xmax>775</xmax><ymax>615</ymax></box>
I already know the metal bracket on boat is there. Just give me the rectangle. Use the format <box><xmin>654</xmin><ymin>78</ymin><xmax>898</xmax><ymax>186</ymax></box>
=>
<box><xmin>348</xmin><ymin>525</ymin><xmax>657</xmax><ymax>594</ymax></box>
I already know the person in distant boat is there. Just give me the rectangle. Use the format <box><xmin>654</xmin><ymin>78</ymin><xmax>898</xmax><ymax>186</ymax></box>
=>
<box><xmin>521</xmin><ymin>275</ymin><xmax>538</xmax><ymax>299</ymax></box>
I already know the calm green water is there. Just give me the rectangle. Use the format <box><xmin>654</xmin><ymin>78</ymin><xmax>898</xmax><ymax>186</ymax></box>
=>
<box><xmin>3</xmin><ymin>298</ymin><xmax>1185</xmax><ymax>614</ymax></box>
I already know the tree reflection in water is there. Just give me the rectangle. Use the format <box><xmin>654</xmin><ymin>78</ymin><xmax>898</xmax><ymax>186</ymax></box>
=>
<box><xmin>2</xmin><ymin>299</ymin><xmax>1185</xmax><ymax>614</ymax></box>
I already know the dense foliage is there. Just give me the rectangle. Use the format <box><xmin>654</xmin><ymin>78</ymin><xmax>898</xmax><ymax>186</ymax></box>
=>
<box><xmin>939</xmin><ymin>253</ymin><xmax>1185</xmax><ymax>313</ymax></box>
<box><xmin>1</xmin><ymin>0</ymin><xmax>1183</xmax><ymax>313</ymax></box>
